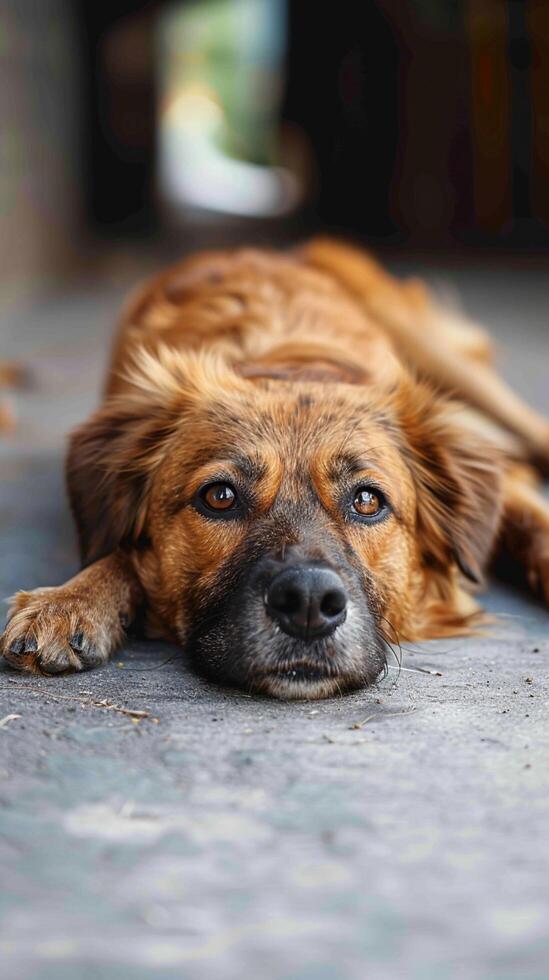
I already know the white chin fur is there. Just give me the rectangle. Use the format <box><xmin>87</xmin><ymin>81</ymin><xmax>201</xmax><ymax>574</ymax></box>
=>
<box><xmin>261</xmin><ymin>674</ymin><xmax>350</xmax><ymax>701</ymax></box>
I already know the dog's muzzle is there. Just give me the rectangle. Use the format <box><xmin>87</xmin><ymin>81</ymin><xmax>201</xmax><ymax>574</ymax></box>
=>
<box><xmin>184</xmin><ymin>546</ymin><xmax>385</xmax><ymax>699</ymax></box>
<box><xmin>264</xmin><ymin>562</ymin><xmax>347</xmax><ymax>641</ymax></box>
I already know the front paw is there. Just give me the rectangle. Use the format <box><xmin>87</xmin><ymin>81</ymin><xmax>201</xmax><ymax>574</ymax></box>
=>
<box><xmin>1</xmin><ymin>588</ymin><xmax>119</xmax><ymax>674</ymax></box>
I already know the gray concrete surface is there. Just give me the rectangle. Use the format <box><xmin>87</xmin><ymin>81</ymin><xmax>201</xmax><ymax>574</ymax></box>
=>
<box><xmin>1</xmin><ymin>259</ymin><xmax>548</xmax><ymax>979</ymax></box>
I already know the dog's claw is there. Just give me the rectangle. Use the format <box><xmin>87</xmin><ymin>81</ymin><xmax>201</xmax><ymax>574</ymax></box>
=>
<box><xmin>69</xmin><ymin>631</ymin><xmax>85</xmax><ymax>652</ymax></box>
<box><xmin>9</xmin><ymin>638</ymin><xmax>26</xmax><ymax>655</ymax></box>
<box><xmin>69</xmin><ymin>631</ymin><xmax>103</xmax><ymax>667</ymax></box>
<box><xmin>9</xmin><ymin>634</ymin><xmax>38</xmax><ymax>656</ymax></box>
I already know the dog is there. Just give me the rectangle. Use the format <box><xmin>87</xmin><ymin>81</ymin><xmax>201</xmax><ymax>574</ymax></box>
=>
<box><xmin>2</xmin><ymin>239</ymin><xmax>549</xmax><ymax>699</ymax></box>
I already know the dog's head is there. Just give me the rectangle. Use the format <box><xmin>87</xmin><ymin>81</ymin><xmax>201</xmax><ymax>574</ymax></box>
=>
<box><xmin>68</xmin><ymin>342</ymin><xmax>502</xmax><ymax>700</ymax></box>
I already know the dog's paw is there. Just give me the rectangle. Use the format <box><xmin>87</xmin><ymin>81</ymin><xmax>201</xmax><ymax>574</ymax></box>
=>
<box><xmin>1</xmin><ymin>587</ymin><xmax>120</xmax><ymax>674</ymax></box>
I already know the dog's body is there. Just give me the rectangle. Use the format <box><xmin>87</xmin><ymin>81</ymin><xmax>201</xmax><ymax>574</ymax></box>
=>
<box><xmin>3</xmin><ymin>240</ymin><xmax>549</xmax><ymax>698</ymax></box>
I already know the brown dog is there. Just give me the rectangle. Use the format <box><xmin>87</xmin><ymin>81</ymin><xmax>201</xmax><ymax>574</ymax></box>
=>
<box><xmin>2</xmin><ymin>240</ymin><xmax>549</xmax><ymax>698</ymax></box>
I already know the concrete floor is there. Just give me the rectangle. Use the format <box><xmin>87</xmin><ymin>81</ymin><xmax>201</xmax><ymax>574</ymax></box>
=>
<box><xmin>1</xmin><ymin>258</ymin><xmax>548</xmax><ymax>979</ymax></box>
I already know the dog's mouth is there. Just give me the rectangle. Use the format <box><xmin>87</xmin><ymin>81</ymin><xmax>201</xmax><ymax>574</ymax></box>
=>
<box><xmin>273</xmin><ymin>665</ymin><xmax>332</xmax><ymax>683</ymax></box>
<box><xmin>263</xmin><ymin>659</ymin><xmax>339</xmax><ymax>685</ymax></box>
<box><xmin>252</xmin><ymin>655</ymin><xmax>365</xmax><ymax>699</ymax></box>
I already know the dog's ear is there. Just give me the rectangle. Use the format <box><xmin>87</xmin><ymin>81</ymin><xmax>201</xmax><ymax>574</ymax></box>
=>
<box><xmin>399</xmin><ymin>385</ymin><xmax>503</xmax><ymax>584</ymax></box>
<box><xmin>67</xmin><ymin>347</ymin><xmax>187</xmax><ymax>564</ymax></box>
<box><xmin>67</xmin><ymin>345</ymin><xmax>249</xmax><ymax>565</ymax></box>
<box><xmin>67</xmin><ymin>398</ymin><xmax>176</xmax><ymax>565</ymax></box>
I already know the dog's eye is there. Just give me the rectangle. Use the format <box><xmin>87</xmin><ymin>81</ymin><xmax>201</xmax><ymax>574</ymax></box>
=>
<box><xmin>352</xmin><ymin>486</ymin><xmax>386</xmax><ymax>520</ymax></box>
<box><xmin>200</xmin><ymin>482</ymin><xmax>239</xmax><ymax>513</ymax></box>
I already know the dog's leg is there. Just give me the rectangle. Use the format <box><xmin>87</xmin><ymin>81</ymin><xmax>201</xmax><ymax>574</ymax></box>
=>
<box><xmin>1</xmin><ymin>551</ymin><xmax>142</xmax><ymax>674</ymax></box>
<box><xmin>301</xmin><ymin>239</ymin><xmax>549</xmax><ymax>467</ymax></box>
<box><xmin>496</xmin><ymin>465</ymin><xmax>549</xmax><ymax>602</ymax></box>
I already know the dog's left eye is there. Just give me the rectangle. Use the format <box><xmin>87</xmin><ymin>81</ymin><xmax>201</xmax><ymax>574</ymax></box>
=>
<box><xmin>351</xmin><ymin>486</ymin><xmax>387</xmax><ymax>521</ymax></box>
<box><xmin>198</xmin><ymin>481</ymin><xmax>240</xmax><ymax>515</ymax></box>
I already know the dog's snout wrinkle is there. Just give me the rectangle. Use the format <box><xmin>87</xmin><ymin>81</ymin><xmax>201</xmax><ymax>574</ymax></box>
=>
<box><xmin>265</xmin><ymin>562</ymin><xmax>347</xmax><ymax>642</ymax></box>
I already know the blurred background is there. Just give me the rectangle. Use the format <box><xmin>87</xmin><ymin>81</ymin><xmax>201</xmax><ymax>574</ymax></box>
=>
<box><xmin>2</xmin><ymin>0</ymin><xmax>549</xmax><ymax>294</ymax></box>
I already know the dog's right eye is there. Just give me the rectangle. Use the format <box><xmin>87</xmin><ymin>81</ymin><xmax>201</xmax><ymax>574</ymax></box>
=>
<box><xmin>196</xmin><ymin>481</ymin><xmax>240</xmax><ymax>517</ymax></box>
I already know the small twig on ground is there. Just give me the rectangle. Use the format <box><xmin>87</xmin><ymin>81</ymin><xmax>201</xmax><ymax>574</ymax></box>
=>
<box><xmin>349</xmin><ymin>713</ymin><xmax>376</xmax><ymax>730</ymax></box>
<box><xmin>386</xmin><ymin>664</ymin><xmax>442</xmax><ymax>676</ymax></box>
<box><xmin>4</xmin><ymin>682</ymin><xmax>156</xmax><ymax>721</ymax></box>
<box><xmin>0</xmin><ymin>713</ymin><xmax>22</xmax><ymax>729</ymax></box>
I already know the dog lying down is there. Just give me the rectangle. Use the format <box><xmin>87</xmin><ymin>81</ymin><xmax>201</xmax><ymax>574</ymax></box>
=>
<box><xmin>2</xmin><ymin>239</ymin><xmax>549</xmax><ymax>698</ymax></box>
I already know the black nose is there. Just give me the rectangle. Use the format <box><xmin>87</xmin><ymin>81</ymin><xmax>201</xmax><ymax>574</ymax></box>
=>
<box><xmin>265</xmin><ymin>563</ymin><xmax>347</xmax><ymax>641</ymax></box>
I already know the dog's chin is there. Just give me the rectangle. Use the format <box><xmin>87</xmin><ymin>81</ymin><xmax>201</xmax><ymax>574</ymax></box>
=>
<box><xmin>253</xmin><ymin>663</ymin><xmax>365</xmax><ymax>701</ymax></box>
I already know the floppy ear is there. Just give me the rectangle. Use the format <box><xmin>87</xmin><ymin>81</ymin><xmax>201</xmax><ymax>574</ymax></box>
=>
<box><xmin>67</xmin><ymin>344</ymin><xmax>249</xmax><ymax>565</ymax></box>
<box><xmin>66</xmin><ymin>398</ymin><xmax>177</xmax><ymax>565</ymax></box>
<box><xmin>67</xmin><ymin>346</ymin><xmax>189</xmax><ymax>564</ymax></box>
<box><xmin>400</xmin><ymin>385</ymin><xmax>503</xmax><ymax>584</ymax></box>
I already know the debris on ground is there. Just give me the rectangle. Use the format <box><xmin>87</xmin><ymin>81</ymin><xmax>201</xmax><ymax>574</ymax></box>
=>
<box><xmin>0</xmin><ymin>713</ymin><xmax>22</xmax><ymax>729</ymax></box>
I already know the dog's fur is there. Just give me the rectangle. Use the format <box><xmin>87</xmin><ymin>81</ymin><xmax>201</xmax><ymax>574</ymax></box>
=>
<box><xmin>0</xmin><ymin>361</ymin><xmax>26</xmax><ymax>434</ymax></box>
<box><xmin>3</xmin><ymin>240</ymin><xmax>549</xmax><ymax>698</ymax></box>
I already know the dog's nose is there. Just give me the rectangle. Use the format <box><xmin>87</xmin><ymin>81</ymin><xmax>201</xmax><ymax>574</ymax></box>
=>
<box><xmin>265</xmin><ymin>563</ymin><xmax>347</xmax><ymax>641</ymax></box>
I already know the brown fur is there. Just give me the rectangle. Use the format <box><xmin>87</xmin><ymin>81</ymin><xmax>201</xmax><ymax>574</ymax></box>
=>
<box><xmin>0</xmin><ymin>360</ymin><xmax>28</xmax><ymax>434</ymax></box>
<box><xmin>2</xmin><ymin>240</ymin><xmax>548</xmax><ymax>696</ymax></box>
